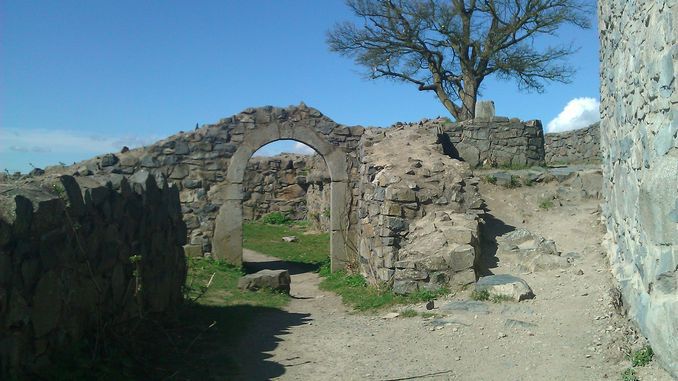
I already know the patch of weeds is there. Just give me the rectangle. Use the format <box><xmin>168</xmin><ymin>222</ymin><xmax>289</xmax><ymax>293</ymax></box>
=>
<box><xmin>471</xmin><ymin>289</ymin><xmax>490</xmax><ymax>301</ymax></box>
<box><xmin>539</xmin><ymin>199</ymin><xmax>554</xmax><ymax>210</ymax></box>
<box><xmin>322</xmin><ymin>208</ymin><xmax>331</xmax><ymax>218</ymax></box>
<box><xmin>260</xmin><ymin>211</ymin><xmax>290</xmax><ymax>225</ymax></box>
<box><xmin>631</xmin><ymin>345</ymin><xmax>653</xmax><ymax>367</ymax></box>
<box><xmin>506</xmin><ymin>175</ymin><xmax>521</xmax><ymax>188</ymax></box>
<box><xmin>51</xmin><ymin>183</ymin><xmax>66</xmax><ymax>199</ymax></box>
<box><xmin>523</xmin><ymin>177</ymin><xmax>534</xmax><ymax>187</ymax></box>
<box><xmin>420</xmin><ymin>312</ymin><xmax>438</xmax><ymax>318</ymax></box>
<box><xmin>400</xmin><ymin>309</ymin><xmax>418</xmax><ymax>318</ymax></box>
<box><xmin>483</xmin><ymin>175</ymin><xmax>497</xmax><ymax>184</ymax></box>
<box><xmin>621</xmin><ymin>367</ymin><xmax>639</xmax><ymax>381</ymax></box>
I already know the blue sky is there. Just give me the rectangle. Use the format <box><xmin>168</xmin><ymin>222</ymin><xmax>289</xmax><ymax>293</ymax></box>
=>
<box><xmin>1</xmin><ymin>0</ymin><xmax>600</xmax><ymax>173</ymax></box>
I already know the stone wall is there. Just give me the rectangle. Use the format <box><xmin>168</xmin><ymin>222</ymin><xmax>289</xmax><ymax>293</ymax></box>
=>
<box><xmin>357</xmin><ymin>124</ymin><xmax>484</xmax><ymax>292</ymax></box>
<box><xmin>544</xmin><ymin>123</ymin><xmax>601</xmax><ymax>165</ymax></box>
<box><xmin>599</xmin><ymin>0</ymin><xmax>677</xmax><ymax>376</ymax></box>
<box><xmin>431</xmin><ymin>117</ymin><xmax>546</xmax><ymax>167</ymax></box>
<box><xmin>0</xmin><ymin>172</ymin><xmax>187</xmax><ymax>377</ymax></box>
<box><xmin>67</xmin><ymin>104</ymin><xmax>360</xmax><ymax>262</ymax></box>
<box><xmin>243</xmin><ymin>153</ymin><xmax>330</xmax><ymax>230</ymax></box>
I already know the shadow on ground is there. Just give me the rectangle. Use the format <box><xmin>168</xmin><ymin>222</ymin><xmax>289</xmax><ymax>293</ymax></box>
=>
<box><xmin>476</xmin><ymin>211</ymin><xmax>516</xmax><ymax>277</ymax></box>
<box><xmin>244</xmin><ymin>257</ymin><xmax>321</xmax><ymax>276</ymax></box>
<box><xmin>110</xmin><ymin>303</ymin><xmax>310</xmax><ymax>381</ymax></box>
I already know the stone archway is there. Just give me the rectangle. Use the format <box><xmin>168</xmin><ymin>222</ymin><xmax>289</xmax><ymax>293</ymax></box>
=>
<box><xmin>212</xmin><ymin>105</ymin><xmax>356</xmax><ymax>271</ymax></box>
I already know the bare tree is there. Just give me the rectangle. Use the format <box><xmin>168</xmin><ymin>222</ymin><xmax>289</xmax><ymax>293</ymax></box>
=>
<box><xmin>328</xmin><ymin>0</ymin><xmax>591</xmax><ymax>121</ymax></box>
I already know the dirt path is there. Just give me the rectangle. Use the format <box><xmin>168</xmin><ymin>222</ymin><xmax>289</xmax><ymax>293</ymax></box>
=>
<box><xmin>232</xmin><ymin>181</ymin><xmax>672</xmax><ymax>380</ymax></box>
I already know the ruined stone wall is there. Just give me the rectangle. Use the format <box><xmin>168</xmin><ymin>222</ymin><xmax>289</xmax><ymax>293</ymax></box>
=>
<box><xmin>0</xmin><ymin>172</ymin><xmax>186</xmax><ymax>377</ymax></box>
<box><xmin>544</xmin><ymin>123</ymin><xmax>601</xmax><ymax>165</ymax></box>
<box><xmin>357</xmin><ymin>124</ymin><xmax>484</xmax><ymax>293</ymax></box>
<box><xmin>431</xmin><ymin>117</ymin><xmax>545</xmax><ymax>167</ymax></box>
<box><xmin>68</xmin><ymin>105</ymin><xmax>360</xmax><ymax>259</ymax></box>
<box><xmin>599</xmin><ymin>0</ymin><xmax>677</xmax><ymax>376</ymax></box>
<box><xmin>243</xmin><ymin>154</ymin><xmax>330</xmax><ymax>229</ymax></box>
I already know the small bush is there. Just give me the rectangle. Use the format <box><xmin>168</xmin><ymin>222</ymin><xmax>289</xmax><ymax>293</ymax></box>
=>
<box><xmin>539</xmin><ymin>199</ymin><xmax>554</xmax><ymax>210</ymax></box>
<box><xmin>471</xmin><ymin>289</ymin><xmax>490</xmax><ymax>301</ymax></box>
<box><xmin>506</xmin><ymin>175</ymin><xmax>521</xmax><ymax>188</ymax></box>
<box><xmin>523</xmin><ymin>177</ymin><xmax>534</xmax><ymax>187</ymax></box>
<box><xmin>484</xmin><ymin>175</ymin><xmax>497</xmax><ymax>184</ymax></box>
<box><xmin>400</xmin><ymin>309</ymin><xmax>418</xmax><ymax>318</ymax></box>
<box><xmin>631</xmin><ymin>345</ymin><xmax>653</xmax><ymax>367</ymax></box>
<box><xmin>261</xmin><ymin>211</ymin><xmax>290</xmax><ymax>225</ymax></box>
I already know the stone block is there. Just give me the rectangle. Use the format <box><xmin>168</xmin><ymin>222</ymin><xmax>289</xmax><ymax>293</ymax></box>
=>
<box><xmin>237</xmin><ymin>269</ymin><xmax>290</xmax><ymax>294</ymax></box>
<box><xmin>183</xmin><ymin>244</ymin><xmax>203</xmax><ymax>258</ymax></box>
<box><xmin>475</xmin><ymin>274</ymin><xmax>535</xmax><ymax>302</ymax></box>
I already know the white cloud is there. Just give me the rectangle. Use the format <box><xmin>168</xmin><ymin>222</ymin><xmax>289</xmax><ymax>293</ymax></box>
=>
<box><xmin>0</xmin><ymin>128</ymin><xmax>158</xmax><ymax>155</ymax></box>
<box><xmin>291</xmin><ymin>141</ymin><xmax>315</xmax><ymax>155</ymax></box>
<box><xmin>546</xmin><ymin>97</ymin><xmax>600</xmax><ymax>133</ymax></box>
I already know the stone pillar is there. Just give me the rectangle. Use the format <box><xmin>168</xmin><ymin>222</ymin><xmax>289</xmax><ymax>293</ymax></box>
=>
<box><xmin>330</xmin><ymin>180</ymin><xmax>350</xmax><ymax>271</ymax></box>
<box><xmin>474</xmin><ymin>100</ymin><xmax>495</xmax><ymax>121</ymax></box>
<box><xmin>213</xmin><ymin>198</ymin><xmax>243</xmax><ymax>266</ymax></box>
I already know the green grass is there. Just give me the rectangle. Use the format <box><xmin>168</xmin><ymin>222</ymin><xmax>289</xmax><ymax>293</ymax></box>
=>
<box><xmin>539</xmin><ymin>199</ymin><xmax>555</xmax><ymax>210</ymax></box>
<box><xmin>185</xmin><ymin>257</ymin><xmax>289</xmax><ymax>308</ymax></box>
<box><xmin>317</xmin><ymin>262</ymin><xmax>447</xmax><ymax>311</ymax></box>
<box><xmin>243</xmin><ymin>222</ymin><xmax>329</xmax><ymax>265</ymax></box>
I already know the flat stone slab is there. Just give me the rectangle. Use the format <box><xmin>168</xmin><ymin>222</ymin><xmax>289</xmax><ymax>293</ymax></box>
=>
<box><xmin>475</xmin><ymin>274</ymin><xmax>535</xmax><ymax>302</ymax></box>
<box><xmin>439</xmin><ymin>300</ymin><xmax>490</xmax><ymax>314</ymax></box>
<box><xmin>504</xmin><ymin>319</ymin><xmax>538</xmax><ymax>330</ymax></box>
<box><xmin>237</xmin><ymin>269</ymin><xmax>291</xmax><ymax>294</ymax></box>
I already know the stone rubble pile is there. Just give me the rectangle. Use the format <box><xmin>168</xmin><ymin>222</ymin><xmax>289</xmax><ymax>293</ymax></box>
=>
<box><xmin>496</xmin><ymin>228</ymin><xmax>570</xmax><ymax>272</ymax></box>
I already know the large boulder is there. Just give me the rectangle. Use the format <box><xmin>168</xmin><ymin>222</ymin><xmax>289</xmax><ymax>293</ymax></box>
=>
<box><xmin>237</xmin><ymin>269</ymin><xmax>291</xmax><ymax>294</ymax></box>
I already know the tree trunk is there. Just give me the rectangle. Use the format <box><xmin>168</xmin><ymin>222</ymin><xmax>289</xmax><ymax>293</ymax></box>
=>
<box><xmin>459</xmin><ymin>75</ymin><xmax>478</xmax><ymax>121</ymax></box>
